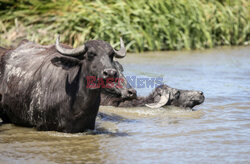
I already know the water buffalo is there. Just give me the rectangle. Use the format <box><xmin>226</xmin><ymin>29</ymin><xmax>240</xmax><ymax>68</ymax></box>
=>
<box><xmin>102</xmin><ymin>84</ymin><xmax>205</xmax><ymax>108</ymax></box>
<box><xmin>100</xmin><ymin>62</ymin><xmax>205</xmax><ymax>109</ymax></box>
<box><xmin>101</xmin><ymin>60</ymin><xmax>137</xmax><ymax>102</ymax></box>
<box><xmin>0</xmin><ymin>36</ymin><xmax>130</xmax><ymax>133</ymax></box>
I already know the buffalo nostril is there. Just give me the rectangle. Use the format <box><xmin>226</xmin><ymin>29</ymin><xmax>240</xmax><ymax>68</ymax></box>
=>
<box><xmin>103</xmin><ymin>69</ymin><xmax>117</xmax><ymax>79</ymax></box>
<box><xmin>102</xmin><ymin>71</ymin><xmax>109</xmax><ymax>79</ymax></box>
<box><xmin>103</xmin><ymin>71</ymin><xmax>108</xmax><ymax>76</ymax></box>
<box><xmin>110</xmin><ymin>70</ymin><xmax>117</xmax><ymax>78</ymax></box>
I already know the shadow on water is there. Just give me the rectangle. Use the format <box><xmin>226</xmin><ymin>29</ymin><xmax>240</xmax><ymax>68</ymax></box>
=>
<box><xmin>86</xmin><ymin>128</ymin><xmax>129</xmax><ymax>137</ymax></box>
<box><xmin>97</xmin><ymin>112</ymin><xmax>137</xmax><ymax>123</ymax></box>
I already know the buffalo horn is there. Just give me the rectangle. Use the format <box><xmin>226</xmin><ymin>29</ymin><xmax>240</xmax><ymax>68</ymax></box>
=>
<box><xmin>145</xmin><ymin>91</ymin><xmax>170</xmax><ymax>109</ymax></box>
<box><xmin>114</xmin><ymin>38</ymin><xmax>126</xmax><ymax>58</ymax></box>
<box><xmin>55</xmin><ymin>35</ymin><xmax>86</xmax><ymax>56</ymax></box>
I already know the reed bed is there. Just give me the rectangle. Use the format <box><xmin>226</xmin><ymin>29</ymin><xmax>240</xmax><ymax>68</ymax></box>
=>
<box><xmin>0</xmin><ymin>0</ymin><xmax>249</xmax><ymax>52</ymax></box>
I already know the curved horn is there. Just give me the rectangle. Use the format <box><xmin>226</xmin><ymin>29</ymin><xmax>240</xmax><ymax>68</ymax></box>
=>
<box><xmin>55</xmin><ymin>35</ymin><xmax>86</xmax><ymax>56</ymax></box>
<box><xmin>145</xmin><ymin>92</ymin><xmax>170</xmax><ymax>109</ymax></box>
<box><xmin>114</xmin><ymin>37</ymin><xmax>126</xmax><ymax>58</ymax></box>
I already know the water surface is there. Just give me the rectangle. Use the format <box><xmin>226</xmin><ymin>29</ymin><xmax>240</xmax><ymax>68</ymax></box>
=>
<box><xmin>1</xmin><ymin>46</ymin><xmax>249</xmax><ymax>163</ymax></box>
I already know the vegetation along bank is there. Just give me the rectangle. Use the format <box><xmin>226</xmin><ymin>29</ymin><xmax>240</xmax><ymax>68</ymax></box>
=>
<box><xmin>0</xmin><ymin>0</ymin><xmax>249</xmax><ymax>52</ymax></box>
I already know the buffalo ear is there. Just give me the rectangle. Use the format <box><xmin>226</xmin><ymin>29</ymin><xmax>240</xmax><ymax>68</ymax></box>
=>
<box><xmin>66</xmin><ymin>66</ymin><xmax>81</xmax><ymax>84</ymax></box>
<box><xmin>51</xmin><ymin>57</ymin><xmax>81</xmax><ymax>70</ymax></box>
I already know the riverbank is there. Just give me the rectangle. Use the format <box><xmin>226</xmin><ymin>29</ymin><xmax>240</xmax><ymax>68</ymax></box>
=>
<box><xmin>0</xmin><ymin>0</ymin><xmax>249</xmax><ymax>52</ymax></box>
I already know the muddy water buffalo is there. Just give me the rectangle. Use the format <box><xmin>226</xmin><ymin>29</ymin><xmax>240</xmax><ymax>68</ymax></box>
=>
<box><xmin>100</xmin><ymin>62</ymin><xmax>204</xmax><ymax>108</ymax></box>
<box><xmin>0</xmin><ymin>36</ymin><xmax>129</xmax><ymax>133</ymax></box>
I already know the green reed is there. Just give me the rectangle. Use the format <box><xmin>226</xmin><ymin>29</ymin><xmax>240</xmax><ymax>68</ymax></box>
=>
<box><xmin>0</xmin><ymin>0</ymin><xmax>249</xmax><ymax>52</ymax></box>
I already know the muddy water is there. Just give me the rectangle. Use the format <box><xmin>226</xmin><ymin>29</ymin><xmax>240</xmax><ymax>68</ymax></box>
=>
<box><xmin>0</xmin><ymin>46</ymin><xmax>250</xmax><ymax>163</ymax></box>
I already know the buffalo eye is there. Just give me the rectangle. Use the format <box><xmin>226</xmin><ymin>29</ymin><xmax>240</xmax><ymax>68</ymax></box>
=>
<box><xmin>110</xmin><ymin>52</ymin><xmax>115</xmax><ymax>58</ymax></box>
<box><xmin>175</xmin><ymin>91</ymin><xmax>180</xmax><ymax>98</ymax></box>
<box><xmin>87</xmin><ymin>52</ymin><xmax>96</xmax><ymax>61</ymax></box>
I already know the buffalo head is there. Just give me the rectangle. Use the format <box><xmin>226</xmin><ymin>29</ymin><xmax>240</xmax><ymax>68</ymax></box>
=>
<box><xmin>100</xmin><ymin>60</ymin><xmax>137</xmax><ymax>106</ymax></box>
<box><xmin>103</xmin><ymin>61</ymin><xmax>136</xmax><ymax>98</ymax></box>
<box><xmin>146</xmin><ymin>84</ymin><xmax>205</xmax><ymax>109</ymax></box>
<box><xmin>53</xmin><ymin>36</ymin><xmax>129</xmax><ymax>86</ymax></box>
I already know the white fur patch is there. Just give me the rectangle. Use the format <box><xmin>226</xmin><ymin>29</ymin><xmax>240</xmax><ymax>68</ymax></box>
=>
<box><xmin>5</xmin><ymin>64</ymin><xmax>32</xmax><ymax>83</ymax></box>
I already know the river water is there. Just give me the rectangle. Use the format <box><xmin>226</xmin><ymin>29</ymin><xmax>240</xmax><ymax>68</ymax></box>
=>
<box><xmin>0</xmin><ymin>46</ymin><xmax>249</xmax><ymax>163</ymax></box>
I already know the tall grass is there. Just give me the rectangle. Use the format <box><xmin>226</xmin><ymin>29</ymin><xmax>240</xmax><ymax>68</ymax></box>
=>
<box><xmin>0</xmin><ymin>0</ymin><xmax>249</xmax><ymax>52</ymax></box>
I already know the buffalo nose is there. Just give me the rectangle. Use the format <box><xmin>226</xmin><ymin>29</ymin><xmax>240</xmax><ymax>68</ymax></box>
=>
<box><xmin>127</xmin><ymin>88</ymin><xmax>137</xmax><ymax>98</ymax></box>
<box><xmin>102</xmin><ymin>69</ymin><xmax>117</xmax><ymax>79</ymax></box>
<box><xmin>198</xmin><ymin>91</ymin><xmax>203</xmax><ymax>95</ymax></box>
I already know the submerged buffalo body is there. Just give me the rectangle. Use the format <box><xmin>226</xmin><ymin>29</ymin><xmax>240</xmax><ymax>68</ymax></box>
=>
<box><xmin>100</xmin><ymin>62</ymin><xmax>205</xmax><ymax>108</ymax></box>
<box><xmin>0</xmin><ymin>37</ymin><xmax>129</xmax><ymax>133</ymax></box>
<box><xmin>102</xmin><ymin>84</ymin><xmax>205</xmax><ymax>108</ymax></box>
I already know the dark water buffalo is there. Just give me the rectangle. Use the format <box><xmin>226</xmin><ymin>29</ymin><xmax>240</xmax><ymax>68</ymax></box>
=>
<box><xmin>101</xmin><ymin>60</ymin><xmax>137</xmax><ymax>101</ymax></box>
<box><xmin>102</xmin><ymin>84</ymin><xmax>205</xmax><ymax>109</ymax></box>
<box><xmin>0</xmin><ymin>36</ymin><xmax>129</xmax><ymax>133</ymax></box>
<box><xmin>100</xmin><ymin>62</ymin><xmax>205</xmax><ymax>108</ymax></box>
